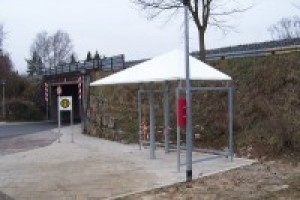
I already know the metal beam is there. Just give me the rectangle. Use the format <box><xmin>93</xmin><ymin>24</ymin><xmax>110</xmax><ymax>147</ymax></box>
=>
<box><xmin>149</xmin><ymin>89</ymin><xmax>156</xmax><ymax>159</ymax></box>
<box><xmin>228</xmin><ymin>86</ymin><xmax>234</xmax><ymax>161</ymax></box>
<box><xmin>176</xmin><ymin>86</ymin><xmax>181</xmax><ymax>172</ymax></box>
<box><xmin>163</xmin><ymin>82</ymin><xmax>170</xmax><ymax>153</ymax></box>
<box><xmin>180</xmin><ymin>154</ymin><xmax>225</xmax><ymax>166</ymax></box>
<box><xmin>50</xmin><ymin>81</ymin><xmax>80</xmax><ymax>86</ymax></box>
<box><xmin>138</xmin><ymin>89</ymin><xmax>142</xmax><ymax>150</ymax></box>
<box><xmin>179</xmin><ymin>87</ymin><xmax>229</xmax><ymax>92</ymax></box>
<box><xmin>139</xmin><ymin>90</ymin><xmax>163</xmax><ymax>93</ymax></box>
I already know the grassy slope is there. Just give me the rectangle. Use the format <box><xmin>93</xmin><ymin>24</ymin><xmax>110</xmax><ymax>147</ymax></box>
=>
<box><xmin>214</xmin><ymin>53</ymin><xmax>300</xmax><ymax>158</ymax></box>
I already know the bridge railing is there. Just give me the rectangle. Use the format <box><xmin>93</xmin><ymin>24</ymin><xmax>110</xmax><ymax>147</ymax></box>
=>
<box><xmin>42</xmin><ymin>54</ymin><xmax>125</xmax><ymax>76</ymax></box>
<box><xmin>198</xmin><ymin>45</ymin><xmax>300</xmax><ymax>61</ymax></box>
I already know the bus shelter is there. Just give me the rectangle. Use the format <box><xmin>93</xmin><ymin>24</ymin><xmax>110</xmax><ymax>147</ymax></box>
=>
<box><xmin>90</xmin><ymin>49</ymin><xmax>233</xmax><ymax>172</ymax></box>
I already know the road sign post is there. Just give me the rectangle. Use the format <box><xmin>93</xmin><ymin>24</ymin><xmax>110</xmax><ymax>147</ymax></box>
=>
<box><xmin>45</xmin><ymin>83</ymin><xmax>49</xmax><ymax>120</ymax></box>
<box><xmin>57</xmin><ymin>86</ymin><xmax>62</xmax><ymax>142</ymax></box>
<box><xmin>57</xmin><ymin>96</ymin><xmax>74</xmax><ymax>143</ymax></box>
<box><xmin>78</xmin><ymin>77</ymin><xmax>82</xmax><ymax>123</ymax></box>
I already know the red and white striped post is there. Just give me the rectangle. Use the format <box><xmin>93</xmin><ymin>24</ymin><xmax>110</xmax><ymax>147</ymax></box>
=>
<box><xmin>45</xmin><ymin>82</ymin><xmax>49</xmax><ymax>120</ymax></box>
<box><xmin>78</xmin><ymin>76</ymin><xmax>82</xmax><ymax>121</ymax></box>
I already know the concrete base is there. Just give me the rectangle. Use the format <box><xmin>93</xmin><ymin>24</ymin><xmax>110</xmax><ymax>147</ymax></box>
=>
<box><xmin>0</xmin><ymin>125</ymin><xmax>254</xmax><ymax>199</ymax></box>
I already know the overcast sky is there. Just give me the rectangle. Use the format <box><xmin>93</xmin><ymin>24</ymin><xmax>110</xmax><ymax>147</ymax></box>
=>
<box><xmin>0</xmin><ymin>0</ymin><xmax>299</xmax><ymax>73</ymax></box>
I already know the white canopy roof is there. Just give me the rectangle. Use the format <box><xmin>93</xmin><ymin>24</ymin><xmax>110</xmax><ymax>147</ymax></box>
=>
<box><xmin>90</xmin><ymin>49</ymin><xmax>231</xmax><ymax>86</ymax></box>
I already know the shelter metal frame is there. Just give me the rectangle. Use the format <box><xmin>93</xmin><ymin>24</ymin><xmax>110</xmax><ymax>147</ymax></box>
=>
<box><xmin>137</xmin><ymin>82</ymin><xmax>171</xmax><ymax>159</ymax></box>
<box><xmin>137</xmin><ymin>82</ymin><xmax>234</xmax><ymax>172</ymax></box>
<box><xmin>176</xmin><ymin>85</ymin><xmax>234</xmax><ymax>172</ymax></box>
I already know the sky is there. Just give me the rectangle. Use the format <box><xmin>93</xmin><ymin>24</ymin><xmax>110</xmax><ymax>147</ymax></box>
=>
<box><xmin>0</xmin><ymin>0</ymin><xmax>299</xmax><ymax>74</ymax></box>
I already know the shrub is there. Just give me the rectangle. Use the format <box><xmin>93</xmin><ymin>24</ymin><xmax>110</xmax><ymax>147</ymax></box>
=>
<box><xmin>6</xmin><ymin>99</ymin><xmax>44</xmax><ymax>121</ymax></box>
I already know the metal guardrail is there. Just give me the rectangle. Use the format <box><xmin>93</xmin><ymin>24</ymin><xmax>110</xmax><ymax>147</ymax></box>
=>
<box><xmin>203</xmin><ymin>45</ymin><xmax>300</xmax><ymax>61</ymax></box>
<box><xmin>42</xmin><ymin>54</ymin><xmax>125</xmax><ymax>76</ymax></box>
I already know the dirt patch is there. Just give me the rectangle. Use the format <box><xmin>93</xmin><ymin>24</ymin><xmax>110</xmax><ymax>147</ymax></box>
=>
<box><xmin>119</xmin><ymin>161</ymin><xmax>300</xmax><ymax>199</ymax></box>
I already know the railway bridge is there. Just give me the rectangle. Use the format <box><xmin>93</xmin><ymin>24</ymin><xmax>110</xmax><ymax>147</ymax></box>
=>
<box><xmin>42</xmin><ymin>55</ymin><xmax>130</xmax><ymax>122</ymax></box>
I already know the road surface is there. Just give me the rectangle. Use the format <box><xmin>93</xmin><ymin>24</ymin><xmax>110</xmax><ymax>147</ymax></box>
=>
<box><xmin>0</xmin><ymin>122</ymin><xmax>57</xmax><ymax>139</ymax></box>
<box><xmin>0</xmin><ymin>121</ymin><xmax>57</xmax><ymax>156</ymax></box>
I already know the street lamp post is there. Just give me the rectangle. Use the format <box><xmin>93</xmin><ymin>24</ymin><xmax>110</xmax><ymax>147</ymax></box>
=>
<box><xmin>1</xmin><ymin>80</ymin><xmax>6</xmax><ymax>120</ymax></box>
<box><xmin>182</xmin><ymin>0</ymin><xmax>193</xmax><ymax>182</ymax></box>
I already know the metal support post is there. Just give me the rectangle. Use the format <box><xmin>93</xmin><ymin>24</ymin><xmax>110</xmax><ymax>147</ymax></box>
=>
<box><xmin>138</xmin><ymin>89</ymin><xmax>142</xmax><ymax>150</ymax></box>
<box><xmin>49</xmin><ymin>84</ymin><xmax>52</xmax><ymax>120</ymax></box>
<box><xmin>163</xmin><ymin>82</ymin><xmax>170</xmax><ymax>153</ymax></box>
<box><xmin>228</xmin><ymin>86</ymin><xmax>234</xmax><ymax>161</ymax></box>
<box><xmin>81</xmin><ymin>74</ymin><xmax>86</xmax><ymax>127</ymax></box>
<box><xmin>57</xmin><ymin>97</ymin><xmax>61</xmax><ymax>143</ymax></box>
<box><xmin>183</xmin><ymin>1</ymin><xmax>193</xmax><ymax>182</ymax></box>
<box><xmin>71</xmin><ymin>109</ymin><xmax>74</xmax><ymax>143</ymax></box>
<box><xmin>2</xmin><ymin>81</ymin><xmax>5</xmax><ymax>120</ymax></box>
<box><xmin>176</xmin><ymin>86</ymin><xmax>181</xmax><ymax>172</ymax></box>
<box><xmin>46</xmin><ymin>101</ymin><xmax>49</xmax><ymax>120</ymax></box>
<box><xmin>80</xmin><ymin>75</ymin><xmax>83</xmax><ymax>124</ymax></box>
<box><xmin>149</xmin><ymin>89</ymin><xmax>156</xmax><ymax>159</ymax></box>
<box><xmin>79</xmin><ymin>98</ymin><xmax>82</xmax><ymax>122</ymax></box>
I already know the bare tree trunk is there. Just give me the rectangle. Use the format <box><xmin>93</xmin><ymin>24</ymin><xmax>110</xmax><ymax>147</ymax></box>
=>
<box><xmin>198</xmin><ymin>29</ymin><xmax>206</xmax><ymax>62</ymax></box>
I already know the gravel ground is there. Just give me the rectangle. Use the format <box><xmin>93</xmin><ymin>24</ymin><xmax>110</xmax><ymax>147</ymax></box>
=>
<box><xmin>120</xmin><ymin>161</ymin><xmax>300</xmax><ymax>200</ymax></box>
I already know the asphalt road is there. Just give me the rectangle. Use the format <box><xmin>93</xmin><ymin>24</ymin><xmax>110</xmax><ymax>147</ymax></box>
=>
<box><xmin>0</xmin><ymin>121</ymin><xmax>57</xmax><ymax>139</ymax></box>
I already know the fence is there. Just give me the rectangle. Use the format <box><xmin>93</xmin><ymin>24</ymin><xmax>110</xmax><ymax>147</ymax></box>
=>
<box><xmin>42</xmin><ymin>54</ymin><xmax>125</xmax><ymax>76</ymax></box>
<box><xmin>200</xmin><ymin>45</ymin><xmax>300</xmax><ymax>61</ymax></box>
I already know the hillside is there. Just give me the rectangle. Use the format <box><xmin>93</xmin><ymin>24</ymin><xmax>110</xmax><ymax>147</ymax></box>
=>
<box><xmin>86</xmin><ymin>52</ymin><xmax>300</xmax><ymax>160</ymax></box>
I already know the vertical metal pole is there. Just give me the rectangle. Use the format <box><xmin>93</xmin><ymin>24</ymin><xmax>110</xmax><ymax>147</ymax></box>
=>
<box><xmin>176</xmin><ymin>86</ymin><xmax>181</xmax><ymax>172</ymax></box>
<box><xmin>228</xmin><ymin>86</ymin><xmax>234</xmax><ymax>161</ymax></box>
<box><xmin>80</xmin><ymin>75</ymin><xmax>83</xmax><ymax>124</ymax></box>
<box><xmin>164</xmin><ymin>82</ymin><xmax>170</xmax><ymax>153</ymax></box>
<box><xmin>71</xmin><ymin>109</ymin><xmax>74</xmax><ymax>143</ymax></box>
<box><xmin>138</xmin><ymin>89</ymin><xmax>142</xmax><ymax>150</ymax></box>
<box><xmin>183</xmin><ymin>1</ymin><xmax>193</xmax><ymax>182</ymax></box>
<box><xmin>79</xmin><ymin>98</ymin><xmax>82</xmax><ymax>123</ymax></box>
<box><xmin>2</xmin><ymin>83</ymin><xmax>5</xmax><ymax>119</ymax></box>
<box><xmin>46</xmin><ymin>101</ymin><xmax>49</xmax><ymax>120</ymax></box>
<box><xmin>82</xmin><ymin>75</ymin><xmax>85</xmax><ymax>126</ymax></box>
<box><xmin>49</xmin><ymin>85</ymin><xmax>52</xmax><ymax>120</ymax></box>
<box><xmin>149</xmin><ymin>89</ymin><xmax>156</xmax><ymax>159</ymax></box>
<box><xmin>57</xmin><ymin>96</ymin><xmax>61</xmax><ymax>143</ymax></box>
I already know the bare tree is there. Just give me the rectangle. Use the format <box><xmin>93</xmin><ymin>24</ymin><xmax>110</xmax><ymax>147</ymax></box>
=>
<box><xmin>30</xmin><ymin>31</ymin><xmax>50</xmax><ymax>68</ymax></box>
<box><xmin>134</xmin><ymin>0</ymin><xmax>249</xmax><ymax>61</ymax></box>
<box><xmin>30</xmin><ymin>30</ymin><xmax>74</xmax><ymax>68</ymax></box>
<box><xmin>0</xmin><ymin>24</ymin><xmax>4</xmax><ymax>53</ymax></box>
<box><xmin>50</xmin><ymin>30</ymin><xmax>73</xmax><ymax>67</ymax></box>
<box><xmin>268</xmin><ymin>16</ymin><xmax>300</xmax><ymax>40</ymax></box>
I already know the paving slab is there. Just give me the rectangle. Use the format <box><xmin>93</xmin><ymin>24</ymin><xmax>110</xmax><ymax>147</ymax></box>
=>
<box><xmin>0</xmin><ymin>125</ymin><xmax>254</xmax><ymax>199</ymax></box>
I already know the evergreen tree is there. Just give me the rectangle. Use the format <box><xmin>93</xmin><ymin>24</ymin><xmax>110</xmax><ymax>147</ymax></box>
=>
<box><xmin>86</xmin><ymin>51</ymin><xmax>92</xmax><ymax>61</ymax></box>
<box><xmin>26</xmin><ymin>51</ymin><xmax>43</xmax><ymax>76</ymax></box>
<box><xmin>70</xmin><ymin>53</ymin><xmax>76</xmax><ymax>63</ymax></box>
<box><xmin>94</xmin><ymin>50</ymin><xmax>100</xmax><ymax>60</ymax></box>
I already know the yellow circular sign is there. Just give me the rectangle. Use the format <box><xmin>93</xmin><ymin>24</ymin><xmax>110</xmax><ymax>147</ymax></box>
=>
<box><xmin>60</xmin><ymin>99</ymin><xmax>70</xmax><ymax>109</ymax></box>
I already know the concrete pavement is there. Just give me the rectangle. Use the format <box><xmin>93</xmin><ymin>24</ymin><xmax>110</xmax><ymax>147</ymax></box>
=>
<box><xmin>0</xmin><ymin>125</ymin><xmax>254</xmax><ymax>199</ymax></box>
